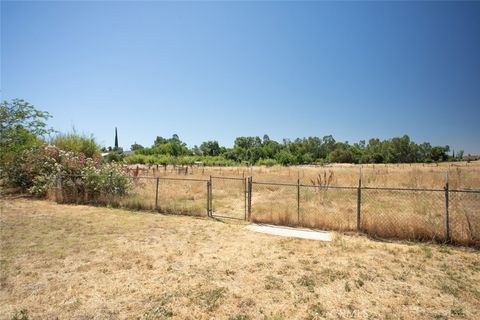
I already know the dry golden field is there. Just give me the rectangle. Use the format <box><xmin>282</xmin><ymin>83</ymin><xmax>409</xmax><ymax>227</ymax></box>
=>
<box><xmin>139</xmin><ymin>161</ymin><xmax>480</xmax><ymax>189</ymax></box>
<box><xmin>1</xmin><ymin>198</ymin><xmax>480</xmax><ymax>319</ymax></box>
<box><xmin>107</xmin><ymin>161</ymin><xmax>480</xmax><ymax>246</ymax></box>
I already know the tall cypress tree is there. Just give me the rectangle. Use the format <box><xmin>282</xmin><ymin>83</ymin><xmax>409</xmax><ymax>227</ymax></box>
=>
<box><xmin>114</xmin><ymin>127</ymin><xmax>118</xmax><ymax>150</ymax></box>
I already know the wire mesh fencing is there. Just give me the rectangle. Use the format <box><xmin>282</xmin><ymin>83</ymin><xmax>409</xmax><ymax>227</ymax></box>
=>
<box><xmin>156</xmin><ymin>177</ymin><xmax>208</xmax><ymax>216</ymax></box>
<box><xmin>250</xmin><ymin>182</ymin><xmax>299</xmax><ymax>226</ymax></box>
<box><xmin>250</xmin><ymin>182</ymin><xmax>359</xmax><ymax>230</ymax></box>
<box><xmin>56</xmin><ymin>174</ymin><xmax>132</xmax><ymax>206</ymax></box>
<box><xmin>210</xmin><ymin>176</ymin><xmax>246</xmax><ymax>220</ymax></box>
<box><xmin>360</xmin><ymin>188</ymin><xmax>446</xmax><ymax>241</ymax></box>
<box><xmin>300</xmin><ymin>185</ymin><xmax>358</xmax><ymax>231</ymax></box>
<box><xmin>449</xmin><ymin>190</ymin><xmax>480</xmax><ymax>246</ymax></box>
<box><xmin>56</xmin><ymin>172</ymin><xmax>480</xmax><ymax>247</ymax></box>
<box><xmin>249</xmin><ymin>180</ymin><xmax>479</xmax><ymax>247</ymax></box>
<box><xmin>56</xmin><ymin>175</ymin><xmax>209</xmax><ymax>217</ymax></box>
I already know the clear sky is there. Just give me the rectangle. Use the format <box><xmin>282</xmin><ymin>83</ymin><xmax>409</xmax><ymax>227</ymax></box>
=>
<box><xmin>2</xmin><ymin>1</ymin><xmax>479</xmax><ymax>153</ymax></box>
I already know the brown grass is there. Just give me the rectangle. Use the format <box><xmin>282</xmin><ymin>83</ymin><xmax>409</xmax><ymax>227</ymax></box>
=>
<box><xmin>110</xmin><ymin>162</ymin><xmax>480</xmax><ymax>246</ymax></box>
<box><xmin>138</xmin><ymin>161</ymin><xmax>480</xmax><ymax>189</ymax></box>
<box><xmin>1</xmin><ymin>198</ymin><xmax>480</xmax><ymax>319</ymax></box>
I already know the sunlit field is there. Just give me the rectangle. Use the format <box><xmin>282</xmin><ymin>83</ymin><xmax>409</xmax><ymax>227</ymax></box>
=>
<box><xmin>96</xmin><ymin>161</ymin><xmax>480</xmax><ymax>246</ymax></box>
<box><xmin>1</xmin><ymin>199</ymin><xmax>480</xmax><ymax>319</ymax></box>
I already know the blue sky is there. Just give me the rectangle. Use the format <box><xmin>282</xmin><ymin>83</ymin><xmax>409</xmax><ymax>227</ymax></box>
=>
<box><xmin>2</xmin><ymin>1</ymin><xmax>479</xmax><ymax>153</ymax></box>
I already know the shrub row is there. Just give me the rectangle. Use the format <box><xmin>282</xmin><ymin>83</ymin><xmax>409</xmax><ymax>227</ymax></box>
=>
<box><xmin>2</xmin><ymin>145</ymin><xmax>131</xmax><ymax>199</ymax></box>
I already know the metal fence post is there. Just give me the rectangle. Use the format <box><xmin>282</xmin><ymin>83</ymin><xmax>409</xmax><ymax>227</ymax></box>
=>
<box><xmin>155</xmin><ymin>177</ymin><xmax>159</xmax><ymax>211</ymax></box>
<box><xmin>209</xmin><ymin>175</ymin><xmax>213</xmax><ymax>216</ymax></box>
<box><xmin>206</xmin><ymin>180</ymin><xmax>211</xmax><ymax>217</ymax></box>
<box><xmin>247</xmin><ymin>177</ymin><xmax>252</xmax><ymax>221</ymax></box>
<box><xmin>297</xmin><ymin>178</ymin><xmax>300</xmax><ymax>226</ymax></box>
<box><xmin>109</xmin><ymin>171</ymin><xmax>113</xmax><ymax>206</ymax></box>
<box><xmin>244</xmin><ymin>177</ymin><xmax>247</xmax><ymax>221</ymax></box>
<box><xmin>445</xmin><ymin>172</ymin><xmax>450</xmax><ymax>242</ymax></box>
<box><xmin>356</xmin><ymin>169</ymin><xmax>362</xmax><ymax>231</ymax></box>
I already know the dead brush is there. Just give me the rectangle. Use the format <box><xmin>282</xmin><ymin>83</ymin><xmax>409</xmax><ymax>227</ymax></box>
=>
<box><xmin>310</xmin><ymin>171</ymin><xmax>335</xmax><ymax>191</ymax></box>
<box><xmin>309</xmin><ymin>171</ymin><xmax>335</xmax><ymax>204</ymax></box>
<box><xmin>310</xmin><ymin>171</ymin><xmax>334</xmax><ymax>189</ymax></box>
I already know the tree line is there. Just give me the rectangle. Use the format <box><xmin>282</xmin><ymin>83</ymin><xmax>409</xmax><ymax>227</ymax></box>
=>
<box><xmin>0</xmin><ymin>99</ymin><xmax>463</xmax><ymax>168</ymax></box>
<box><xmin>125</xmin><ymin>134</ymin><xmax>460</xmax><ymax>166</ymax></box>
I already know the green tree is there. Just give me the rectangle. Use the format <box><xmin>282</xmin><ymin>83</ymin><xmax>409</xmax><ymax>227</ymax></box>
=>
<box><xmin>0</xmin><ymin>99</ymin><xmax>53</xmax><ymax>165</ymax></box>
<box><xmin>154</xmin><ymin>136</ymin><xmax>168</xmax><ymax>146</ymax></box>
<box><xmin>131</xmin><ymin>143</ymin><xmax>144</xmax><ymax>152</ymax></box>
<box><xmin>431</xmin><ymin>145</ymin><xmax>449</xmax><ymax>162</ymax></box>
<box><xmin>276</xmin><ymin>149</ymin><xmax>296</xmax><ymax>165</ymax></box>
<box><xmin>320</xmin><ymin>135</ymin><xmax>336</xmax><ymax>159</ymax></box>
<box><xmin>200</xmin><ymin>140</ymin><xmax>221</xmax><ymax>156</ymax></box>
<box><xmin>192</xmin><ymin>145</ymin><xmax>203</xmax><ymax>156</ymax></box>
<box><xmin>329</xmin><ymin>143</ymin><xmax>354</xmax><ymax>163</ymax></box>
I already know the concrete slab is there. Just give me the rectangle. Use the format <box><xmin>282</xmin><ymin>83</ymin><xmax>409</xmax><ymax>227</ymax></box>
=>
<box><xmin>246</xmin><ymin>224</ymin><xmax>332</xmax><ymax>241</ymax></box>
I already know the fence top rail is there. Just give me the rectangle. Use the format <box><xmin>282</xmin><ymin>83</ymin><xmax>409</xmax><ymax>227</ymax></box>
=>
<box><xmin>149</xmin><ymin>176</ymin><xmax>209</xmax><ymax>182</ymax></box>
<box><xmin>251</xmin><ymin>181</ymin><xmax>480</xmax><ymax>193</ymax></box>
<box><xmin>361</xmin><ymin>186</ymin><xmax>445</xmax><ymax>192</ymax></box>
<box><xmin>59</xmin><ymin>173</ymin><xmax>480</xmax><ymax>192</ymax></box>
<box><xmin>59</xmin><ymin>174</ymin><xmax>208</xmax><ymax>183</ymax></box>
<box><xmin>210</xmin><ymin>176</ymin><xmax>246</xmax><ymax>181</ymax></box>
<box><xmin>449</xmin><ymin>189</ymin><xmax>480</xmax><ymax>193</ymax></box>
<box><xmin>301</xmin><ymin>184</ymin><xmax>358</xmax><ymax>190</ymax></box>
<box><xmin>253</xmin><ymin>181</ymin><xmax>360</xmax><ymax>190</ymax></box>
<box><xmin>252</xmin><ymin>181</ymin><xmax>298</xmax><ymax>187</ymax></box>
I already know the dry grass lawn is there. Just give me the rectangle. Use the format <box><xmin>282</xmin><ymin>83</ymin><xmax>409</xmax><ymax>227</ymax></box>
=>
<box><xmin>1</xmin><ymin>198</ymin><xmax>480</xmax><ymax>319</ymax></box>
<box><xmin>112</xmin><ymin>162</ymin><xmax>480</xmax><ymax>245</ymax></box>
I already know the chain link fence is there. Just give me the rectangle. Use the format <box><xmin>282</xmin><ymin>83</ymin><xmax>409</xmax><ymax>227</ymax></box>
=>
<box><xmin>300</xmin><ymin>185</ymin><xmax>358</xmax><ymax>231</ymax></box>
<box><xmin>250</xmin><ymin>182</ymin><xmax>299</xmax><ymax>226</ymax></box>
<box><xmin>56</xmin><ymin>173</ymin><xmax>480</xmax><ymax>247</ymax></box>
<box><xmin>449</xmin><ymin>190</ymin><xmax>480</xmax><ymax>245</ymax></box>
<box><xmin>57</xmin><ymin>175</ymin><xmax>209</xmax><ymax>217</ymax></box>
<box><xmin>360</xmin><ymin>188</ymin><xmax>445</xmax><ymax>241</ymax></box>
<box><xmin>210</xmin><ymin>176</ymin><xmax>246</xmax><ymax>220</ymax></box>
<box><xmin>249</xmin><ymin>182</ymin><xmax>479</xmax><ymax>247</ymax></box>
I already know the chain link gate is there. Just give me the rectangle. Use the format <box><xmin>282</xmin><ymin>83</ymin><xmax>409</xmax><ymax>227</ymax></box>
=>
<box><xmin>210</xmin><ymin>176</ymin><xmax>247</xmax><ymax>220</ymax></box>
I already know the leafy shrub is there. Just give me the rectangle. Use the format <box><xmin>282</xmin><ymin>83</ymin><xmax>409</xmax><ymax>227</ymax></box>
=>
<box><xmin>69</xmin><ymin>163</ymin><xmax>131</xmax><ymax>202</ymax></box>
<box><xmin>201</xmin><ymin>156</ymin><xmax>236</xmax><ymax>166</ymax></box>
<box><xmin>178</xmin><ymin>156</ymin><xmax>197</xmax><ymax>166</ymax></box>
<box><xmin>124</xmin><ymin>154</ymin><xmax>147</xmax><ymax>164</ymax></box>
<box><xmin>104</xmin><ymin>150</ymin><xmax>124</xmax><ymax>163</ymax></box>
<box><xmin>156</xmin><ymin>154</ymin><xmax>175</xmax><ymax>165</ymax></box>
<box><xmin>50</xmin><ymin>132</ymin><xmax>101</xmax><ymax>158</ymax></box>
<box><xmin>2</xmin><ymin>144</ymin><xmax>131</xmax><ymax>200</ymax></box>
<box><xmin>276</xmin><ymin>150</ymin><xmax>296</xmax><ymax>166</ymax></box>
<box><xmin>2</xmin><ymin>145</ymin><xmax>61</xmax><ymax>194</ymax></box>
<box><xmin>257</xmin><ymin>158</ymin><xmax>277</xmax><ymax>167</ymax></box>
<box><xmin>123</xmin><ymin>154</ymin><xmax>236</xmax><ymax>167</ymax></box>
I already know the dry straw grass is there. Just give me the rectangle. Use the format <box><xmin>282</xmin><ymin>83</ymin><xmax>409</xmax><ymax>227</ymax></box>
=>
<box><xmin>139</xmin><ymin>161</ymin><xmax>480</xmax><ymax>189</ymax></box>
<box><xmin>1</xmin><ymin>198</ymin><xmax>480</xmax><ymax>319</ymax></box>
<box><xmin>118</xmin><ymin>162</ymin><xmax>480</xmax><ymax>246</ymax></box>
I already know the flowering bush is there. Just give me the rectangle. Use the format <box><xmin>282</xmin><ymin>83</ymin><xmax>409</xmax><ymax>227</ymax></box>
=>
<box><xmin>81</xmin><ymin>163</ymin><xmax>131</xmax><ymax>199</ymax></box>
<box><xmin>2</xmin><ymin>145</ymin><xmax>59</xmax><ymax>194</ymax></box>
<box><xmin>2</xmin><ymin>144</ymin><xmax>131</xmax><ymax>200</ymax></box>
